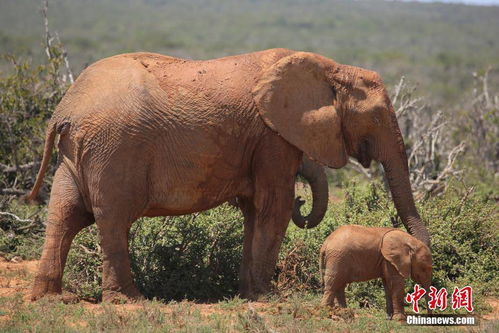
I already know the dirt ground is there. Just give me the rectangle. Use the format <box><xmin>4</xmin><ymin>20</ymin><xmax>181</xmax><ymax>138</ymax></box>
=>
<box><xmin>0</xmin><ymin>257</ymin><xmax>497</xmax><ymax>331</ymax></box>
<box><xmin>0</xmin><ymin>258</ymin><xmax>291</xmax><ymax>318</ymax></box>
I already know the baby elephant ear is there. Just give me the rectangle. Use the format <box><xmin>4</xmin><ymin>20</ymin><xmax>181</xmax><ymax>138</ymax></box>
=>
<box><xmin>381</xmin><ymin>231</ymin><xmax>416</xmax><ymax>279</ymax></box>
<box><xmin>252</xmin><ymin>52</ymin><xmax>348</xmax><ymax>168</ymax></box>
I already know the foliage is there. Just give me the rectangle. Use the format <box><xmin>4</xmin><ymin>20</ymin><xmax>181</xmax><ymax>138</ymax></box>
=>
<box><xmin>3</xmin><ymin>295</ymin><xmax>469</xmax><ymax>332</ymax></box>
<box><xmin>62</xmin><ymin>205</ymin><xmax>244</xmax><ymax>301</ymax></box>
<box><xmin>56</xmin><ymin>180</ymin><xmax>499</xmax><ymax>315</ymax></box>
<box><xmin>0</xmin><ymin>8</ymin><xmax>497</xmax><ymax>321</ymax></box>
<box><xmin>0</xmin><ymin>47</ymin><xmax>69</xmax><ymax>197</ymax></box>
<box><xmin>63</xmin><ymin>225</ymin><xmax>102</xmax><ymax>301</ymax></box>
<box><xmin>130</xmin><ymin>207</ymin><xmax>243</xmax><ymax>302</ymax></box>
<box><xmin>0</xmin><ymin>200</ymin><xmax>45</xmax><ymax>260</ymax></box>
<box><xmin>2</xmin><ymin>0</ymin><xmax>499</xmax><ymax>104</ymax></box>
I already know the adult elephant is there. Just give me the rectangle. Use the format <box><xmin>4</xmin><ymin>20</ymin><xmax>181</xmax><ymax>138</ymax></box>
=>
<box><xmin>29</xmin><ymin>48</ymin><xmax>430</xmax><ymax>302</ymax></box>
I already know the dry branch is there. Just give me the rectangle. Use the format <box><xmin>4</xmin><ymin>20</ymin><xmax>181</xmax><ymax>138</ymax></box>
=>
<box><xmin>470</xmin><ymin>68</ymin><xmax>498</xmax><ymax>173</ymax></box>
<box><xmin>393</xmin><ymin>78</ymin><xmax>466</xmax><ymax>198</ymax></box>
<box><xmin>42</xmin><ymin>0</ymin><xmax>53</xmax><ymax>61</ymax></box>
<box><xmin>41</xmin><ymin>0</ymin><xmax>74</xmax><ymax>84</ymax></box>
<box><xmin>347</xmin><ymin>158</ymin><xmax>373</xmax><ymax>179</ymax></box>
<box><xmin>1</xmin><ymin>189</ymin><xmax>27</xmax><ymax>196</ymax></box>
<box><xmin>349</xmin><ymin>77</ymin><xmax>467</xmax><ymax>199</ymax></box>
<box><xmin>0</xmin><ymin>211</ymin><xmax>32</xmax><ymax>223</ymax></box>
<box><xmin>0</xmin><ymin>162</ymin><xmax>38</xmax><ymax>173</ymax></box>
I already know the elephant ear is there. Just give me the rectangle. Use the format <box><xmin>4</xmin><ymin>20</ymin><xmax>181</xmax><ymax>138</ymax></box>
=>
<box><xmin>381</xmin><ymin>230</ymin><xmax>417</xmax><ymax>279</ymax></box>
<box><xmin>252</xmin><ymin>52</ymin><xmax>348</xmax><ymax>168</ymax></box>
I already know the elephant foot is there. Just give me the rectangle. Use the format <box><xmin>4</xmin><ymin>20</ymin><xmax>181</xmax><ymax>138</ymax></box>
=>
<box><xmin>391</xmin><ymin>313</ymin><xmax>407</xmax><ymax>322</ymax></box>
<box><xmin>31</xmin><ymin>276</ymin><xmax>62</xmax><ymax>301</ymax></box>
<box><xmin>32</xmin><ymin>289</ymin><xmax>80</xmax><ymax>304</ymax></box>
<box><xmin>239</xmin><ymin>278</ymin><xmax>273</xmax><ymax>301</ymax></box>
<box><xmin>239</xmin><ymin>285</ymin><xmax>269</xmax><ymax>301</ymax></box>
<box><xmin>239</xmin><ymin>290</ymin><xmax>261</xmax><ymax>302</ymax></box>
<box><xmin>45</xmin><ymin>291</ymin><xmax>80</xmax><ymax>304</ymax></box>
<box><xmin>321</xmin><ymin>299</ymin><xmax>334</xmax><ymax>307</ymax></box>
<box><xmin>102</xmin><ymin>286</ymin><xmax>144</xmax><ymax>304</ymax></box>
<box><xmin>320</xmin><ymin>292</ymin><xmax>336</xmax><ymax>307</ymax></box>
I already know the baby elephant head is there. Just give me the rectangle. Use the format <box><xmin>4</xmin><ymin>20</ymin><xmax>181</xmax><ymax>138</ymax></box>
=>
<box><xmin>381</xmin><ymin>230</ymin><xmax>433</xmax><ymax>289</ymax></box>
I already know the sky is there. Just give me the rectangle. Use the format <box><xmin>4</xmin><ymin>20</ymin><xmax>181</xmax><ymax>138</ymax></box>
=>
<box><xmin>401</xmin><ymin>0</ymin><xmax>499</xmax><ymax>4</ymax></box>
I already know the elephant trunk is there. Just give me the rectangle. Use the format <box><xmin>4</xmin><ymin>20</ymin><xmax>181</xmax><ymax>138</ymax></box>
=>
<box><xmin>292</xmin><ymin>157</ymin><xmax>329</xmax><ymax>229</ymax></box>
<box><xmin>381</xmin><ymin>115</ymin><xmax>430</xmax><ymax>246</ymax></box>
<box><xmin>418</xmin><ymin>275</ymin><xmax>433</xmax><ymax>314</ymax></box>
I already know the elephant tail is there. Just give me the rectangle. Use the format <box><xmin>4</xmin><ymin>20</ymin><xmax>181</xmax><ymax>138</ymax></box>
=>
<box><xmin>319</xmin><ymin>249</ymin><xmax>326</xmax><ymax>290</ymax></box>
<box><xmin>27</xmin><ymin>121</ymin><xmax>58</xmax><ymax>201</ymax></box>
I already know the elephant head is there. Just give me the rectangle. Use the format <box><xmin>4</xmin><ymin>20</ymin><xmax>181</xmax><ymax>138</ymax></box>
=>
<box><xmin>381</xmin><ymin>230</ymin><xmax>433</xmax><ymax>311</ymax></box>
<box><xmin>381</xmin><ymin>231</ymin><xmax>432</xmax><ymax>285</ymax></box>
<box><xmin>252</xmin><ymin>52</ymin><xmax>430</xmax><ymax>245</ymax></box>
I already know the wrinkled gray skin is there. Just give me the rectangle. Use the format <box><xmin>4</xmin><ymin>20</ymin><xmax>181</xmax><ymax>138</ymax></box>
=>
<box><xmin>320</xmin><ymin>225</ymin><xmax>433</xmax><ymax>321</ymax></box>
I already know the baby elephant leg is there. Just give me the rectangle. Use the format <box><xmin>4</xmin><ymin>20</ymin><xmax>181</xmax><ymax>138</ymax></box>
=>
<box><xmin>382</xmin><ymin>277</ymin><xmax>394</xmax><ymax>319</ymax></box>
<box><xmin>321</xmin><ymin>272</ymin><xmax>347</xmax><ymax>307</ymax></box>
<box><xmin>334</xmin><ymin>287</ymin><xmax>347</xmax><ymax>307</ymax></box>
<box><xmin>321</xmin><ymin>285</ymin><xmax>336</xmax><ymax>307</ymax></box>
<box><xmin>383</xmin><ymin>264</ymin><xmax>407</xmax><ymax>321</ymax></box>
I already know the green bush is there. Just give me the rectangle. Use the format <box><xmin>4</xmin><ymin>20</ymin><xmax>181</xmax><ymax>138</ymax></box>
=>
<box><xmin>64</xmin><ymin>205</ymin><xmax>244</xmax><ymax>302</ymax></box>
<box><xmin>130</xmin><ymin>206</ymin><xmax>243</xmax><ymax>301</ymax></box>
<box><xmin>0</xmin><ymin>36</ymin><xmax>496</xmax><ymax>315</ymax></box>
<box><xmin>0</xmin><ymin>53</ymin><xmax>68</xmax><ymax>195</ymax></box>
<box><xmin>0</xmin><ymin>200</ymin><xmax>45</xmax><ymax>260</ymax></box>
<box><xmin>0</xmin><ymin>48</ymin><xmax>69</xmax><ymax>260</ymax></box>
<box><xmin>63</xmin><ymin>225</ymin><xmax>103</xmax><ymax>301</ymax></box>
<box><xmin>60</xmin><ymin>179</ymin><xmax>498</xmax><ymax>314</ymax></box>
<box><xmin>281</xmin><ymin>180</ymin><xmax>498</xmax><ymax>312</ymax></box>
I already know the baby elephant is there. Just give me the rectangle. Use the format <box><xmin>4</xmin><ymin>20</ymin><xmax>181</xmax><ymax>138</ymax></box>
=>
<box><xmin>320</xmin><ymin>225</ymin><xmax>432</xmax><ymax>320</ymax></box>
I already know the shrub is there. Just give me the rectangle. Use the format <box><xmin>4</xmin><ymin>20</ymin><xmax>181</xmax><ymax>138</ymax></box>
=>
<box><xmin>0</xmin><ymin>54</ymin><xmax>68</xmax><ymax>198</ymax></box>
<box><xmin>0</xmin><ymin>199</ymin><xmax>45</xmax><ymax>260</ymax></box>
<box><xmin>130</xmin><ymin>206</ymin><xmax>243</xmax><ymax>301</ymax></box>
<box><xmin>282</xmin><ymin>180</ymin><xmax>498</xmax><ymax>311</ymax></box>
<box><xmin>60</xmin><ymin>179</ymin><xmax>497</xmax><ymax>314</ymax></box>
<box><xmin>64</xmin><ymin>205</ymin><xmax>243</xmax><ymax>301</ymax></box>
<box><xmin>0</xmin><ymin>29</ymin><xmax>496</xmax><ymax>315</ymax></box>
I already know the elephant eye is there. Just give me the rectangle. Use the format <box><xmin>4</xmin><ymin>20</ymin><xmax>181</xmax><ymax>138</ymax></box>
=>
<box><xmin>330</xmin><ymin>86</ymin><xmax>337</xmax><ymax>102</ymax></box>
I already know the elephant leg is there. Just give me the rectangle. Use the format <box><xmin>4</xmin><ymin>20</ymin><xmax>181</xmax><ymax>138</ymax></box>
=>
<box><xmin>238</xmin><ymin>190</ymin><xmax>294</xmax><ymax>300</ymax></box>
<box><xmin>32</xmin><ymin>165</ymin><xmax>94</xmax><ymax>301</ymax></box>
<box><xmin>88</xmin><ymin>157</ymin><xmax>150</xmax><ymax>302</ymax></box>
<box><xmin>321</xmin><ymin>276</ymin><xmax>336</xmax><ymax>307</ymax></box>
<box><xmin>382</xmin><ymin>277</ymin><xmax>394</xmax><ymax>319</ymax></box>
<box><xmin>334</xmin><ymin>286</ymin><xmax>347</xmax><ymax>308</ymax></box>
<box><xmin>321</xmin><ymin>288</ymin><xmax>335</xmax><ymax>307</ymax></box>
<box><xmin>321</xmin><ymin>272</ymin><xmax>345</xmax><ymax>307</ymax></box>
<box><xmin>384</xmin><ymin>264</ymin><xmax>406</xmax><ymax>321</ymax></box>
<box><xmin>239</xmin><ymin>138</ymin><xmax>300</xmax><ymax>300</ymax></box>
<box><xmin>97</xmin><ymin>218</ymin><xmax>143</xmax><ymax>302</ymax></box>
<box><xmin>322</xmin><ymin>286</ymin><xmax>346</xmax><ymax>308</ymax></box>
<box><xmin>238</xmin><ymin>197</ymin><xmax>256</xmax><ymax>298</ymax></box>
<box><xmin>391</xmin><ymin>277</ymin><xmax>407</xmax><ymax>321</ymax></box>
